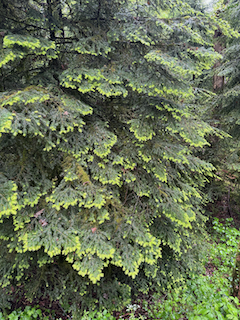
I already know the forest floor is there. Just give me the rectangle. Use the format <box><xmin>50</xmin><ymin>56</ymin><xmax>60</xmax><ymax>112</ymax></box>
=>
<box><xmin>8</xmin><ymin>198</ymin><xmax>240</xmax><ymax>320</ymax></box>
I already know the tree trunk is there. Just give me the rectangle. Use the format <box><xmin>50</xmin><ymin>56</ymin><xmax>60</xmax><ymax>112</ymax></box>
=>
<box><xmin>213</xmin><ymin>30</ymin><xmax>225</xmax><ymax>92</ymax></box>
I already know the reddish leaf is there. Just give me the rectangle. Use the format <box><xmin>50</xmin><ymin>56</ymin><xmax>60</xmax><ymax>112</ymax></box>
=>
<box><xmin>91</xmin><ymin>227</ymin><xmax>97</xmax><ymax>233</ymax></box>
<box><xmin>34</xmin><ymin>209</ymin><xmax>44</xmax><ymax>218</ymax></box>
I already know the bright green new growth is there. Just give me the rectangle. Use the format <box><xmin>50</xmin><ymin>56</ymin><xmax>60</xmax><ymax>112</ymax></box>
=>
<box><xmin>0</xmin><ymin>0</ymin><xmax>230</xmax><ymax>314</ymax></box>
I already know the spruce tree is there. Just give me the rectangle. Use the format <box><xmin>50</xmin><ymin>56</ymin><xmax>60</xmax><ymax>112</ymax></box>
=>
<box><xmin>209</xmin><ymin>0</ymin><xmax>240</xmax><ymax>297</ymax></box>
<box><xmin>0</xmin><ymin>0</ymin><xmax>226</xmax><ymax>314</ymax></box>
<box><xmin>204</xmin><ymin>0</ymin><xmax>240</xmax><ymax>215</ymax></box>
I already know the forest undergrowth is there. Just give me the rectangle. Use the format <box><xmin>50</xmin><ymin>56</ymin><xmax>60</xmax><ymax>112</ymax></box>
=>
<box><xmin>2</xmin><ymin>211</ymin><xmax>240</xmax><ymax>320</ymax></box>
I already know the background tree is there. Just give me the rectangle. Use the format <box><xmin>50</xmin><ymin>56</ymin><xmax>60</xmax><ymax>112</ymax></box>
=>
<box><xmin>202</xmin><ymin>0</ymin><xmax>240</xmax><ymax>218</ymax></box>
<box><xmin>207</xmin><ymin>0</ymin><xmax>240</xmax><ymax>297</ymax></box>
<box><xmin>0</xmin><ymin>0</ymin><xmax>229</xmax><ymax>315</ymax></box>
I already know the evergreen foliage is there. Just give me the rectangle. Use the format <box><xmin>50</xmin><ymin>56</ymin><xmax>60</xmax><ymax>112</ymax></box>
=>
<box><xmin>213</xmin><ymin>0</ymin><xmax>240</xmax><ymax>135</ymax></box>
<box><xmin>0</xmin><ymin>0</ymin><xmax>228</xmax><ymax>314</ymax></box>
<box><xmin>203</xmin><ymin>0</ymin><xmax>240</xmax><ymax>213</ymax></box>
<box><xmin>210</xmin><ymin>0</ymin><xmax>240</xmax><ymax>298</ymax></box>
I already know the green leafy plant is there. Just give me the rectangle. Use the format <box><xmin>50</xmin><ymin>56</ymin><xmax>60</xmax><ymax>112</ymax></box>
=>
<box><xmin>143</xmin><ymin>272</ymin><xmax>240</xmax><ymax>320</ymax></box>
<box><xmin>140</xmin><ymin>219</ymin><xmax>240</xmax><ymax>320</ymax></box>
<box><xmin>208</xmin><ymin>218</ymin><xmax>240</xmax><ymax>272</ymax></box>
<box><xmin>0</xmin><ymin>306</ymin><xmax>51</xmax><ymax>320</ymax></box>
<box><xmin>81</xmin><ymin>309</ymin><xmax>115</xmax><ymax>320</ymax></box>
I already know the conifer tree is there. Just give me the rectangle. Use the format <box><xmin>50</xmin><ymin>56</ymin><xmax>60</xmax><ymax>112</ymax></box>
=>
<box><xmin>0</xmin><ymin>0</ymin><xmax>228</xmax><ymax>314</ymax></box>
<box><xmin>209</xmin><ymin>0</ymin><xmax>240</xmax><ymax>297</ymax></box>
<box><xmin>204</xmin><ymin>0</ymin><xmax>240</xmax><ymax>215</ymax></box>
